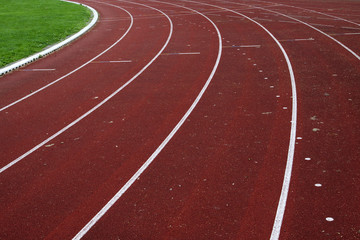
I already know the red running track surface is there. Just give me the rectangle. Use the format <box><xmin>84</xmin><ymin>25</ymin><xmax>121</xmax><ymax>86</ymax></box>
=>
<box><xmin>0</xmin><ymin>0</ymin><xmax>359</xmax><ymax>239</ymax></box>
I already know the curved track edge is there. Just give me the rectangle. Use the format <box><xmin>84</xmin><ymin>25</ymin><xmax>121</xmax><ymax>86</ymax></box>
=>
<box><xmin>0</xmin><ymin>0</ymin><xmax>99</xmax><ymax>76</ymax></box>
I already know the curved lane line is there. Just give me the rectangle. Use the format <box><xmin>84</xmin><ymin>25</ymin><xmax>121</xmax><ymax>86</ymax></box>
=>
<box><xmin>223</xmin><ymin>0</ymin><xmax>360</xmax><ymax>61</ymax></box>
<box><xmin>0</xmin><ymin>1</ymin><xmax>132</xmax><ymax>112</ymax></box>
<box><xmin>0</xmin><ymin>1</ymin><xmax>171</xmax><ymax>174</ymax></box>
<box><xmin>72</xmin><ymin>0</ymin><xmax>222</xmax><ymax>238</ymax></box>
<box><xmin>182</xmin><ymin>0</ymin><xmax>298</xmax><ymax>239</ymax></box>
<box><xmin>0</xmin><ymin>0</ymin><xmax>98</xmax><ymax>77</ymax></box>
<box><xmin>253</xmin><ymin>0</ymin><xmax>360</xmax><ymax>27</ymax></box>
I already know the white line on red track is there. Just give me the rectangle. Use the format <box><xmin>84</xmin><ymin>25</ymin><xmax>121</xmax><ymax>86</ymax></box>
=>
<box><xmin>183</xmin><ymin>0</ymin><xmax>298</xmax><ymax>239</ymax></box>
<box><xmin>330</xmin><ymin>32</ymin><xmax>360</xmax><ymax>36</ymax></box>
<box><xmin>0</xmin><ymin>1</ymin><xmax>133</xmax><ymax>113</ymax></box>
<box><xmin>261</xmin><ymin>9</ymin><xmax>360</xmax><ymax>60</ymax></box>
<box><xmin>19</xmin><ymin>69</ymin><xmax>56</xmax><ymax>71</ymax></box>
<box><xmin>231</xmin><ymin>1</ymin><xmax>360</xmax><ymax>60</ymax></box>
<box><xmin>161</xmin><ymin>52</ymin><xmax>201</xmax><ymax>55</ymax></box>
<box><xmin>279</xmin><ymin>38</ymin><xmax>314</xmax><ymax>42</ymax></box>
<box><xmin>254</xmin><ymin>0</ymin><xmax>360</xmax><ymax>27</ymax></box>
<box><xmin>224</xmin><ymin>1</ymin><xmax>360</xmax><ymax>61</ymax></box>
<box><xmin>0</xmin><ymin>0</ymin><xmax>171</xmax><ymax>174</ymax></box>
<box><xmin>223</xmin><ymin>45</ymin><xmax>261</xmax><ymax>48</ymax></box>
<box><xmin>72</xmin><ymin>0</ymin><xmax>222</xmax><ymax>238</ymax></box>
<box><xmin>91</xmin><ymin>60</ymin><xmax>132</xmax><ymax>63</ymax></box>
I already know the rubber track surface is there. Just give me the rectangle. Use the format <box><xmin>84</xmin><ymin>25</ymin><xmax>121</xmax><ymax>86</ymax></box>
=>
<box><xmin>0</xmin><ymin>0</ymin><xmax>359</xmax><ymax>239</ymax></box>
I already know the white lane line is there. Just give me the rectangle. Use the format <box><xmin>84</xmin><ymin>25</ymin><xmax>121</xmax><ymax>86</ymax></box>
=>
<box><xmin>91</xmin><ymin>60</ymin><xmax>132</xmax><ymax>63</ymax></box>
<box><xmin>184</xmin><ymin>1</ymin><xmax>297</xmax><ymax>239</ymax></box>
<box><xmin>20</xmin><ymin>69</ymin><xmax>56</xmax><ymax>71</ymax></box>
<box><xmin>279</xmin><ymin>38</ymin><xmax>314</xmax><ymax>42</ymax></box>
<box><xmin>162</xmin><ymin>52</ymin><xmax>201</xmax><ymax>55</ymax></box>
<box><xmin>226</xmin><ymin>1</ymin><xmax>360</xmax><ymax>60</ymax></box>
<box><xmin>0</xmin><ymin>1</ymin><xmax>133</xmax><ymax>113</ymax></box>
<box><xmin>308</xmin><ymin>23</ymin><xmax>335</xmax><ymax>27</ymax></box>
<box><xmin>260</xmin><ymin>9</ymin><xmax>360</xmax><ymax>60</ymax></box>
<box><xmin>330</xmin><ymin>32</ymin><xmax>360</xmax><ymax>36</ymax></box>
<box><xmin>0</xmin><ymin>0</ymin><xmax>171</xmax><ymax>174</ymax></box>
<box><xmin>72</xmin><ymin>0</ymin><xmax>222</xmax><ymax>239</ymax></box>
<box><xmin>0</xmin><ymin>0</ymin><xmax>98</xmax><ymax>76</ymax></box>
<box><xmin>278</xmin><ymin>20</ymin><xmax>298</xmax><ymax>24</ymax></box>
<box><xmin>341</xmin><ymin>26</ymin><xmax>360</xmax><ymax>30</ymax></box>
<box><xmin>227</xmin><ymin>45</ymin><xmax>261</xmax><ymax>48</ymax></box>
<box><xmin>254</xmin><ymin>0</ymin><xmax>360</xmax><ymax>27</ymax></box>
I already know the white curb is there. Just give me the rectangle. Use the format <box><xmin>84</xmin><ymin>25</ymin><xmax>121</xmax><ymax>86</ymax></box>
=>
<box><xmin>0</xmin><ymin>0</ymin><xmax>99</xmax><ymax>76</ymax></box>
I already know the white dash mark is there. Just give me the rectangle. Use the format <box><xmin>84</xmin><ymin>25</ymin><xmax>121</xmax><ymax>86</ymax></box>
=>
<box><xmin>21</xmin><ymin>69</ymin><xmax>56</xmax><ymax>72</ymax></box>
<box><xmin>315</xmin><ymin>183</ymin><xmax>322</xmax><ymax>187</ymax></box>
<box><xmin>326</xmin><ymin>217</ymin><xmax>334</xmax><ymax>222</ymax></box>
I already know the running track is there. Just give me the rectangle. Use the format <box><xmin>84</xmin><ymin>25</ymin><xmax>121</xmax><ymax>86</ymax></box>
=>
<box><xmin>0</xmin><ymin>0</ymin><xmax>359</xmax><ymax>239</ymax></box>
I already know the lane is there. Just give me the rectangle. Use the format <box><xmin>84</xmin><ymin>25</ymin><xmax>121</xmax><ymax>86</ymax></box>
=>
<box><xmin>0</xmin><ymin>0</ymin><xmax>221</xmax><ymax>239</ymax></box>
<box><xmin>0</xmin><ymin>0</ymin><xmax>170</xmax><ymax>169</ymax></box>
<box><xmin>75</xmin><ymin>0</ymin><xmax>296</xmax><ymax>239</ymax></box>
<box><xmin>211</xmin><ymin>0</ymin><xmax>360</xmax><ymax>239</ymax></box>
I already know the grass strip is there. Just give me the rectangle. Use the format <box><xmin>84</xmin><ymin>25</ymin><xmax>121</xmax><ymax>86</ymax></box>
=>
<box><xmin>0</xmin><ymin>0</ymin><xmax>92</xmax><ymax>68</ymax></box>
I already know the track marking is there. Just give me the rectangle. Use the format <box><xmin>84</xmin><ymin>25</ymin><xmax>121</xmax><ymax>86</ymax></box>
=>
<box><xmin>278</xmin><ymin>20</ymin><xmax>298</xmax><ymax>24</ymax></box>
<box><xmin>91</xmin><ymin>60</ymin><xmax>132</xmax><ymax>63</ymax></box>
<box><xmin>72</xmin><ymin>0</ymin><xmax>222</xmax><ymax>239</ymax></box>
<box><xmin>329</xmin><ymin>32</ymin><xmax>360</xmax><ymax>36</ymax></box>
<box><xmin>253</xmin><ymin>0</ymin><xmax>360</xmax><ymax>27</ymax></box>
<box><xmin>0</xmin><ymin>0</ymin><xmax>98</xmax><ymax>77</ymax></box>
<box><xmin>341</xmin><ymin>26</ymin><xmax>360</xmax><ymax>30</ymax></box>
<box><xmin>224</xmin><ymin>0</ymin><xmax>360</xmax><ymax>60</ymax></box>
<box><xmin>223</xmin><ymin>45</ymin><xmax>261</xmax><ymax>48</ymax></box>
<box><xmin>0</xmin><ymin>2</ymin><xmax>134</xmax><ymax>113</ymax></box>
<box><xmin>308</xmin><ymin>23</ymin><xmax>335</xmax><ymax>27</ymax></box>
<box><xmin>279</xmin><ymin>38</ymin><xmax>314</xmax><ymax>42</ymax></box>
<box><xmin>161</xmin><ymin>52</ymin><xmax>201</xmax><ymax>55</ymax></box>
<box><xmin>19</xmin><ymin>69</ymin><xmax>56</xmax><ymax>72</ymax></box>
<box><xmin>183</xmin><ymin>0</ymin><xmax>298</xmax><ymax>239</ymax></box>
<box><xmin>0</xmin><ymin>1</ymin><xmax>172</xmax><ymax>174</ymax></box>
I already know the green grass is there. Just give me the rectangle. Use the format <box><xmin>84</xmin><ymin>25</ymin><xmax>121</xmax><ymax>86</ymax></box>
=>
<box><xmin>0</xmin><ymin>0</ymin><xmax>92</xmax><ymax>68</ymax></box>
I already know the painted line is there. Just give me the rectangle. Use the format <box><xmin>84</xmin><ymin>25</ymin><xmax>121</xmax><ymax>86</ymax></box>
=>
<box><xmin>223</xmin><ymin>45</ymin><xmax>261</xmax><ymax>48</ymax></box>
<box><xmin>278</xmin><ymin>20</ymin><xmax>298</xmax><ymax>24</ymax></box>
<box><xmin>161</xmin><ymin>52</ymin><xmax>201</xmax><ymax>55</ymax></box>
<box><xmin>225</xmin><ymin>1</ymin><xmax>360</xmax><ymax>60</ymax></box>
<box><xmin>184</xmin><ymin>0</ymin><xmax>297</xmax><ymax>239</ymax></box>
<box><xmin>308</xmin><ymin>23</ymin><xmax>335</xmax><ymax>27</ymax></box>
<box><xmin>91</xmin><ymin>60</ymin><xmax>132</xmax><ymax>63</ymax></box>
<box><xmin>279</xmin><ymin>38</ymin><xmax>314</xmax><ymax>42</ymax></box>
<box><xmin>341</xmin><ymin>26</ymin><xmax>360</xmax><ymax>30</ymax></box>
<box><xmin>72</xmin><ymin>0</ymin><xmax>222</xmax><ymax>239</ymax></box>
<box><xmin>254</xmin><ymin>0</ymin><xmax>360</xmax><ymax>27</ymax></box>
<box><xmin>226</xmin><ymin>15</ymin><xmax>244</xmax><ymax>19</ymax></box>
<box><xmin>0</xmin><ymin>0</ymin><xmax>98</xmax><ymax>77</ymax></box>
<box><xmin>0</xmin><ymin>1</ymin><xmax>133</xmax><ymax>113</ymax></box>
<box><xmin>0</xmin><ymin>0</ymin><xmax>172</xmax><ymax>174</ymax></box>
<box><xmin>263</xmin><ymin>9</ymin><xmax>360</xmax><ymax>60</ymax></box>
<box><xmin>20</xmin><ymin>69</ymin><xmax>56</xmax><ymax>72</ymax></box>
<box><xmin>253</xmin><ymin>17</ymin><xmax>273</xmax><ymax>22</ymax></box>
<box><xmin>329</xmin><ymin>32</ymin><xmax>360</xmax><ymax>36</ymax></box>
